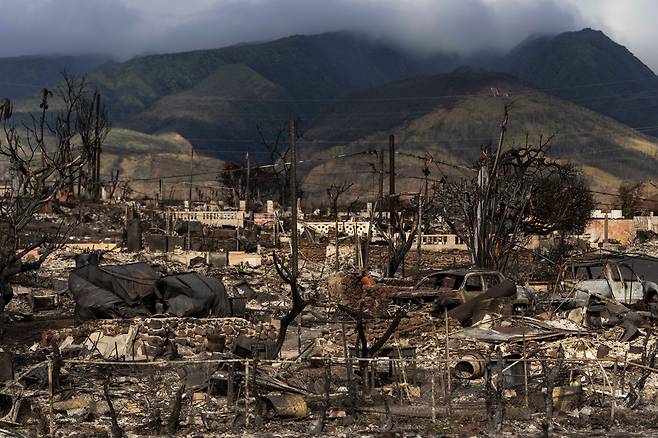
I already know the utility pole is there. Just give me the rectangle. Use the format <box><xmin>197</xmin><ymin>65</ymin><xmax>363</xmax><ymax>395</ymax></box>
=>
<box><xmin>387</xmin><ymin>135</ymin><xmax>395</xmax><ymax>277</ymax></box>
<box><xmin>290</xmin><ymin>119</ymin><xmax>299</xmax><ymax>280</ymax></box>
<box><xmin>416</xmin><ymin>194</ymin><xmax>423</xmax><ymax>277</ymax></box>
<box><xmin>188</xmin><ymin>145</ymin><xmax>194</xmax><ymax>206</ymax></box>
<box><xmin>378</xmin><ymin>149</ymin><xmax>384</xmax><ymax>220</ymax></box>
<box><xmin>94</xmin><ymin>94</ymin><xmax>102</xmax><ymax>200</ymax></box>
<box><xmin>417</xmin><ymin>155</ymin><xmax>430</xmax><ymax>276</ymax></box>
<box><xmin>389</xmin><ymin>134</ymin><xmax>395</xmax><ymax>223</ymax></box>
<box><xmin>187</xmin><ymin>144</ymin><xmax>193</xmax><ymax>251</ymax></box>
<box><xmin>245</xmin><ymin>152</ymin><xmax>251</xmax><ymax>209</ymax></box>
<box><xmin>334</xmin><ymin>199</ymin><xmax>340</xmax><ymax>273</ymax></box>
<box><xmin>159</xmin><ymin>178</ymin><xmax>163</xmax><ymax>202</ymax></box>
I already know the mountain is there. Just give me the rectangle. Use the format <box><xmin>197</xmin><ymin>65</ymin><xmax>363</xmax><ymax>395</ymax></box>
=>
<box><xmin>299</xmin><ymin>70</ymin><xmax>658</xmax><ymax>203</ymax></box>
<box><xmin>89</xmin><ymin>32</ymin><xmax>457</xmax><ymax>114</ymax></box>
<box><xmin>0</xmin><ymin>54</ymin><xmax>113</xmax><ymax>99</ymax></box>
<box><xmin>77</xmin><ymin>28</ymin><xmax>658</xmax><ymax>160</ymax></box>
<box><xmin>80</xmin><ymin>32</ymin><xmax>459</xmax><ymax>159</ymax></box>
<box><xmin>7</xmin><ymin>28</ymin><xmax>658</xmax><ymax>197</ymax></box>
<box><xmin>502</xmin><ymin>28</ymin><xmax>658</xmax><ymax>136</ymax></box>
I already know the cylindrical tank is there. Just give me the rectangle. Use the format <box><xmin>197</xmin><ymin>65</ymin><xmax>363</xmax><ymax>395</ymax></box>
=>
<box><xmin>452</xmin><ymin>352</ymin><xmax>486</xmax><ymax>379</ymax></box>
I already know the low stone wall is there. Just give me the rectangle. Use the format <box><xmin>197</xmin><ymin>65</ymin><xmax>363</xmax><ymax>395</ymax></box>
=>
<box><xmin>44</xmin><ymin>317</ymin><xmax>276</xmax><ymax>360</ymax></box>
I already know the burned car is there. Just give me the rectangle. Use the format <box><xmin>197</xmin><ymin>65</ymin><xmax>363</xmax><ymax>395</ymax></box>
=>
<box><xmin>560</xmin><ymin>259</ymin><xmax>658</xmax><ymax>307</ymax></box>
<box><xmin>393</xmin><ymin>269</ymin><xmax>534</xmax><ymax>312</ymax></box>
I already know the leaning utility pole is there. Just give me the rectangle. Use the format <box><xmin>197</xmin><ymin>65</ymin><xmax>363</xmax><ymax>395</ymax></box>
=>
<box><xmin>289</xmin><ymin>119</ymin><xmax>299</xmax><ymax>280</ymax></box>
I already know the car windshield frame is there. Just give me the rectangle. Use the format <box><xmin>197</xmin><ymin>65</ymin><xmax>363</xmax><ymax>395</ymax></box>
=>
<box><xmin>417</xmin><ymin>273</ymin><xmax>465</xmax><ymax>291</ymax></box>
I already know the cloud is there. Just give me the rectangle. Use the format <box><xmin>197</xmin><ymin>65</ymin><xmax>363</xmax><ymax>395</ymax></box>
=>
<box><xmin>0</xmin><ymin>0</ymin><xmax>150</xmax><ymax>57</ymax></box>
<box><xmin>0</xmin><ymin>0</ymin><xmax>656</xmax><ymax>72</ymax></box>
<box><xmin>151</xmin><ymin>0</ymin><xmax>582</xmax><ymax>56</ymax></box>
<box><xmin>564</xmin><ymin>0</ymin><xmax>658</xmax><ymax>71</ymax></box>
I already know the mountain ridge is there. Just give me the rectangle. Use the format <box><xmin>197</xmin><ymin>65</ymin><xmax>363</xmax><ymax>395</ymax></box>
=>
<box><xmin>300</xmin><ymin>69</ymin><xmax>658</xmax><ymax>200</ymax></box>
<box><xmin>5</xmin><ymin>28</ymin><xmax>658</xmax><ymax>195</ymax></box>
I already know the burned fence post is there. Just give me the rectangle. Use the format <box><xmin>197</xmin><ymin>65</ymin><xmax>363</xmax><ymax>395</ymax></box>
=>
<box><xmin>227</xmin><ymin>362</ymin><xmax>235</xmax><ymax>408</ymax></box>
<box><xmin>166</xmin><ymin>384</ymin><xmax>185</xmax><ymax>435</ymax></box>
<box><xmin>542</xmin><ymin>359</ymin><xmax>555</xmax><ymax>434</ymax></box>
<box><xmin>485</xmin><ymin>353</ymin><xmax>493</xmax><ymax>430</ymax></box>
<box><xmin>245</xmin><ymin>358</ymin><xmax>250</xmax><ymax>428</ymax></box>
<box><xmin>484</xmin><ymin>348</ymin><xmax>505</xmax><ymax>434</ymax></box>
<box><xmin>444</xmin><ymin>308</ymin><xmax>451</xmax><ymax>413</ymax></box>
<box><xmin>342</xmin><ymin>321</ymin><xmax>356</xmax><ymax>414</ymax></box>
<box><xmin>541</xmin><ymin>345</ymin><xmax>564</xmax><ymax>434</ymax></box>
<box><xmin>493</xmin><ymin>349</ymin><xmax>505</xmax><ymax>434</ymax></box>
<box><xmin>316</xmin><ymin>357</ymin><xmax>332</xmax><ymax>434</ymax></box>
<box><xmin>612</xmin><ymin>360</ymin><xmax>617</xmax><ymax>421</ymax></box>
<box><xmin>431</xmin><ymin>370</ymin><xmax>437</xmax><ymax>423</ymax></box>
<box><xmin>103</xmin><ymin>378</ymin><xmax>124</xmax><ymax>438</ymax></box>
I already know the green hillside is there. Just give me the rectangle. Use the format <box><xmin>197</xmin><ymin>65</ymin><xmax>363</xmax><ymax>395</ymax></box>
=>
<box><xmin>89</xmin><ymin>32</ymin><xmax>457</xmax><ymax>116</ymax></box>
<box><xmin>81</xmin><ymin>32</ymin><xmax>459</xmax><ymax>158</ymax></box>
<box><xmin>300</xmin><ymin>70</ymin><xmax>658</xmax><ymax>201</ymax></box>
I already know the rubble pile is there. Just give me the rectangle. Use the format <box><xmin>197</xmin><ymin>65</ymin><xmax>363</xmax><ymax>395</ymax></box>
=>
<box><xmin>43</xmin><ymin>317</ymin><xmax>276</xmax><ymax>360</ymax></box>
<box><xmin>4</xmin><ymin>203</ymin><xmax>658</xmax><ymax>437</ymax></box>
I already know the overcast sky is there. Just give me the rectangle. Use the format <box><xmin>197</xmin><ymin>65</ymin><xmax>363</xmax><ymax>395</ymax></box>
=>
<box><xmin>0</xmin><ymin>0</ymin><xmax>656</xmax><ymax>70</ymax></box>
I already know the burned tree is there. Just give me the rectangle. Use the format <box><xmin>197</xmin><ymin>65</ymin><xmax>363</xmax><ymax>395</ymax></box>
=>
<box><xmin>338</xmin><ymin>305</ymin><xmax>407</xmax><ymax>392</ymax></box>
<box><xmin>0</xmin><ymin>75</ymin><xmax>109</xmax><ymax>313</ymax></box>
<box><xmin>108</xmin><ymin>168</ymin><xmax>121</xmax><ymax>199</ymax></box>
<box><xmin>432</xmin><ymin>107</ymin><xmax>593</xmax><ymax>270</ymax></box>
<box><xmin>268</xmin><ymin>119</ymin><xmax>307</xmax><ymax>359</ymax></box>
<box><xmin>270</xmin><ymin>251</ymin><xmax>308</xmax><ymax>358</ymax></box>
<box><xmin>218</xmin><ymin>160</ymin><xmax>277</xmax><ymax>207</ymax></box>
<box><xmin>618</xmin><ymin>181</ymin><xmax>645</xmax><ymax>218</ymax></box>
<box><xmin>377</xmin><ymin>196</ymin><xmax>420</xmax><ymax>277</ymax></box>
<box><xmin>73</xmin><ymin>78</ymin><xmax>111</xmax><ymax>198</ymax></box>
<box><xmin>258</xmin><ymin>122</ymin><xmax>291</xmax><ymax>208</ymax></box>
<box><xmin>218</xmin><ymin>160</ymin><xmax>249</xmax><ymax>207</ymax></box>
<box><xmin>327</xmin><ymin>181</ymin><xmax>353</xmax><ymax>272</ymax></box>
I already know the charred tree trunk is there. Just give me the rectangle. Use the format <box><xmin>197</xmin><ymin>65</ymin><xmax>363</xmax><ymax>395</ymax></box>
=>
<box><xmin>386</xmin><ymin>208</ymin><xmax>419</xmax><ymax>277</ymax></box>
<box><xmin>269</xmin><ymin>252</ymin><xmax>308</xmax><ymax>359</ymax></box>
<box><xmin>103</xmin><ymin>379</ymin><xmax>124</xmax><ymax>438</ymax></box>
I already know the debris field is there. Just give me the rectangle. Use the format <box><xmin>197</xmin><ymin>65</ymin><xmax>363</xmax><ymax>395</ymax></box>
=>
<box><xmin>2</xmin><ymin>202</ymin><xmax>658</xmax><ymax>438</ymax></box>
